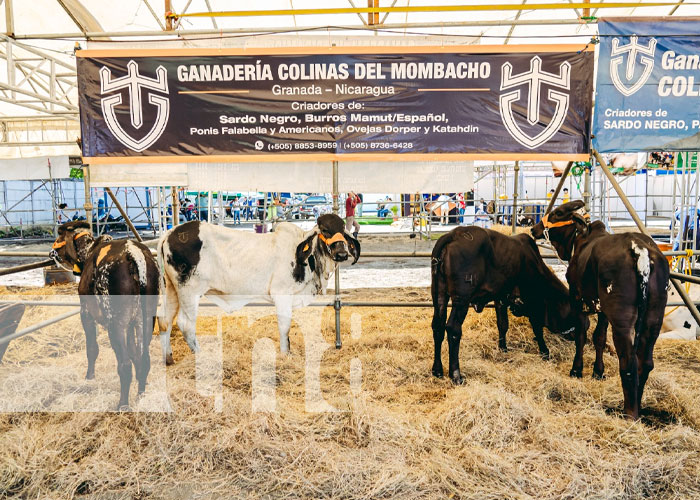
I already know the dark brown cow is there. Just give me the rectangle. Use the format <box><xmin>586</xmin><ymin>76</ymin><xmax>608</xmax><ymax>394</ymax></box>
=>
<box><xmin>531</xmin><ymin>201</ymin><xmax>670</xmax><ymax>419</ymax></box>
<box><xmin>431</xmin><ymin>226</ymin><xmax>575</xmax><ymax>384</ymax></box>
<box><xmin>49</xmin><ymin>221</ymin><xmax>159</xmax><ymax>410</ymax></box>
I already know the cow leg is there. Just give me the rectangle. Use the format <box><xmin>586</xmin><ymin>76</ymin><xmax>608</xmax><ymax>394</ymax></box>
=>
<box><xmin>107</xmin><ymin>321</ymin><xmax>132</xmax><ymax>411</ymax></box>
<box><xmin>495</xmin><ymin>301</ymin><xmax>509</xmax><ymax>352</ymax></box>
<box><xmin>611</xmin><ymin>323</ymin><xmax>639</xmax><ymax>419</ymax></box>
<box><xmin>527</xmin><ymin>308</ymin><xmax>550</xmax><ymax>360</ymax></box>
<box><xmin>636</xmin><ymin>307</ymin><xmax>664</xmax><ymax>411</ymax></box>
<box><xmin>274</xmin><ymin>296</ymin><xmax>293</xmax><ymax>355</ymax></box>
<box><xmin>569</xmin><ymin>313</ymin><xmax>590</xmax><ymax>378</ymax></box>
<box><xmin>430</xmin><ymin>281</ymin><xmax>449</xmax><ymax>377</ymax></box>
<box><xmin>138</xmin><ymin>296</ymin><xmax>157</xmax><ymax>394</ymax></box>
<box><xmin>446</xmin><ymin>301</ymin><xmax>469</xmax><ymax>385</ymax></box>
<box><xmin>80</xmin><ymin>307</ymin><xmax>99</xmax><ymax>380</ymax></box>
<box><xmin>134</xmin><ymin>299</ymin><xmax>154</xmax><ymax>395</ymax></box>
<box><xmin>176</xmin><ymin>295</ymin><xmax>201</xmax><ymax>354</ymax></box>
<box><xmin>159</xmin><ymin>276</ymin><xmax>179</xmax><ymax>365</ymax></box>
<box><xmin>592</xmin><ymin>313</ymin><xmax>609</xmax><ymax>380</ymax></box>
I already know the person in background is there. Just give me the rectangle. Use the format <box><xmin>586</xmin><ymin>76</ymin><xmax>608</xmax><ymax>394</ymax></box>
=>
<box><xmin>457</xmin><ymin>192</ymin><xmax>465</xmax><ymax>224</ymax></box>
<box><xmin>345</xmin><ymin>191</ymin><xmax>361</xmax><ymax>238</ymax></box>
<box><xmin>183</xmin><ymin>198</ymin><xmax>195</xmax><ymax>221</ymax></box>
<box><xmin>246</xmin><ymin>196</ymin><xmax>254</xmax><ymax>221</ymax></box>
<box><xmin>267</xmin><ymin>194</ymin><xmax>280</xmax><ymax>221</ymax></box>
<box><xmin>231</xmin><ymin>197</ymin><xmax>241</xmax><ymax>225</ymax></box>
<box><xmin>97</xmin><ymin>198</ymin><xmax>106</xmax><ymax>219</ymax></box>
<box><xmin>357</xmin><ymin>193</ymin><xmax>364</xmax><ymax>217</ymax></box>
<box><xmin>563</xmin><ymin>188</ymin><xmax>570</xmax><ymax>204</ymax></box>
<box><xmin>437</xmin><ymin>193</ymin><xmax>450</xmax><ymax>225</ymax></box>
<box><xmin>547</xmin><ymin>189</ymin><xmax>555</xmax><ymax>200</ymax></box>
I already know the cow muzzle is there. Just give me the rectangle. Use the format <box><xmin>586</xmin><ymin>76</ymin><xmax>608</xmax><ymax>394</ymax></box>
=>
<box><xmin>319</xmin><ymin>232</ymin><xmax>349</xmax><ymax>262</ymax></box>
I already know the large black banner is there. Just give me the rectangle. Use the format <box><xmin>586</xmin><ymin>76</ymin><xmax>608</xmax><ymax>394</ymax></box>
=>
<box><xmin>77</xmin><ymin>47</ymin><xmax>593</xmax><ymax>162</ymax></box>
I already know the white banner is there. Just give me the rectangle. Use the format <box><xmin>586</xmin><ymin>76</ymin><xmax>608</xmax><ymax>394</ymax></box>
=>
<box><xmin>91</xmin><ymin>161</ymin><xmax>473</xmax><ymax>193</ymax></box>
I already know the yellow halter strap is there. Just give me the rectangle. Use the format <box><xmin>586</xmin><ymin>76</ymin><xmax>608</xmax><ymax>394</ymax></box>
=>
<box><xmin>542</xmin><ymin>212</ymin><xmax>590</xmax><ymax>229</ymax></box>
<box><xmin>51</xmin><ymin>230</ymin><xmax>90</xmax><ymax>249</ymax></box>
<box><xmin>318</xmin><ymin>232</ymin><xmax>346</xmax><ymax>246</ymax></box>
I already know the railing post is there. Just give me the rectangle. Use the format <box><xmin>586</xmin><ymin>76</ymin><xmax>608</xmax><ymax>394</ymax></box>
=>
<box><xmin>332</xmin><ymin>160</ymin><xmax>342</xmax><ymax>349</ymax></box>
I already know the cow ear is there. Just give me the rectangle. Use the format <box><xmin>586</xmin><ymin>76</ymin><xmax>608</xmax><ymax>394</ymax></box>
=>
<box><xmin>293</xmin><ymin>233</ymin><xmax>317</xmax><ymax>281</ymax></box>
<box><xmin>64</xmin><ymin>231</ymin><xmax>79</xmax><ymax>264</ymax></box>
<box><xmin>572</xmin><ymin>213</ymin><xmax>589</xmax><ymax>236</ymax></box>
<box><xmin>345</xmin><ymin>231</ymin><xmax>361</xmax><ymax>265</ymax></box>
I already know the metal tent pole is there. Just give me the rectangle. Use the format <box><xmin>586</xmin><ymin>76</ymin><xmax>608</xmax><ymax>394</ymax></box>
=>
<box><xmin>583</xmin><ymin>162</ymin><xmax>591</xmax><ymax>212</ymax></box>
<box><xmin>545</xmin><ymin>160</ymin><xmax>574</xmax><ymax>214</ymax></box>
<box><xmin>104</xmin><ymin>187</ymin><xmax>143</xmax><ymax>242</ymax></box>
<box><xmin>592</xmin><ymin>149</ymin><xmax>700</xmax><ymax>328</ymax></box>
<box><xmin>172</xmin><ymin>187</ymin><xmax>179</xmax><ymax>226</ymax></box>
<box><xmin>512</xmin><ymin>160</ymin><xmax>519</xmax><ymax>234</ymax></box>
<box><xmin>332</xmin><ymin>160</ymin><xmax>342</xmax><ymax>349</ymax></box>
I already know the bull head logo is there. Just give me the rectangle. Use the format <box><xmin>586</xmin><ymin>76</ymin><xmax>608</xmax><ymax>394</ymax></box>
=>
<box><xmin>499</xmin><ymin>56</ymin><xmax>570</xmax><ymax>150</ymax></box>
<box><xmin>610</xmin><ymin>35</ymin><xmax>657</xmax><ymax>97</ymax></box>
<box><xmin>100</xmin><ymin>61</ymin><xmax>170</xmax><ymax>152</ymax></box>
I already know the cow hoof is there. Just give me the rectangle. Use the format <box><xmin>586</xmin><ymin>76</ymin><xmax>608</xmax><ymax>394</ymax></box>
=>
<box><xmin>432</xmin><ymin>367</ymin><xmax>444</xmax><ymax>378</ymax></box>
<box><xmin>569</xmin><ymin>369</ymin><xmax>583</xmax><ymax>379</ymax></box>
<box><xmin>451</xmin><ymin>372</ymin><xmax>465</xmax><ymax>385</ymax></box>
<box><xmin>540</xmin><ymin>350</ymin><xmax>550</xmax><ymax>361</ymax></box>
<box><xmin>592</xmin><ymin>371</ymin><xmax>606</xmax><ymax>381</ymax></box>
<box><xmin>498</xmin><ymin>344</ymin><xmax>508</xmax><ymax>353</ymax></box>
<box><xmin>165</xmin><ymin>353</ymin><xmax>174</xmax><ymax>366</ymax></box>
<box><xmin>117</xmin><ymin>404</ymin><xmax>132</xmax><ymax>412</ymax></box>
<box><xmin>85</xmin><ymin>372</ymin><xmax>95</xmax><ymax>380</ymax></box>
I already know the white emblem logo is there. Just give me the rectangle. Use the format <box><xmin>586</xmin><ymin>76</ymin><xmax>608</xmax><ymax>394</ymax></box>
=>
<box><xmin>499</xmin><ymin>56</ymin><xmax>571</xmax><ymax>150</ymax></box>
<box><xmin>610</xmin><ymin>35</ymin><xmax>657</xmax><ymax>97</ymax></box>
<box><xmin>100</xmin><ymin>60</ymin><xmax>169</xmax><ymax>152</ymax></box>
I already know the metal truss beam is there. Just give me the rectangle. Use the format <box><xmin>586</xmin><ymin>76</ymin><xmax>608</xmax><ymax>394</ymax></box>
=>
<box><xmin>0</xmin><ymin>35</ymin><xmax>77</xmax><ymax>116</ymax></box>
<box><xmin>0</xmin><ymin>116</ymin><xmax>80</xmax><ymax>147</ymax></box>
<box><xmin>12</xmin><ymin>18</ymin><xmax>590</xmax><ymax>40</ymax></box>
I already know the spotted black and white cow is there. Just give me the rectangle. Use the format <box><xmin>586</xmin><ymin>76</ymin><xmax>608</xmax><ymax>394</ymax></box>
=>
<box><xmin>531</xmin><ymin>201</ymin><xmax>670</xmax><ymax>419</ymax></box>
<box><xmin>157</xmin><ymin>214</ymin><xmax>360</xmax><ymax>364</ymax></box>
<box><xmin>49</xmin><ymin>221</ymin><xmax>160</xmax><ymax>410</ymax></box>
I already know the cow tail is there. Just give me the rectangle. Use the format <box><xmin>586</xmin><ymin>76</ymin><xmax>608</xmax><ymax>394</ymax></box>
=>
<box><xmin>631</xmin><ymin>241</ymin><xmax>652</xmax><ymax>347</ymax></box>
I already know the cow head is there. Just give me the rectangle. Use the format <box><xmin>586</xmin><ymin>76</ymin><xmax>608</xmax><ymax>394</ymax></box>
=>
<box><xmin>315</xmin><ymin>213</ymin><xmax>361</xmax><ymax>264</ymax></box>
<box><xmin>543</xmin><ymin>288</ymin><xmax>576</xmax><ymax>339</ymax></box>
<box><xmin>531</xmin><ymin>200</ymin><xmax>589</xmax><ymax>261</ymax></box>
<box><xmin>49</xmin><ymin>221</ymin><xmax>94</xmax><ymax>275</ymax></box>
<box><xmin>293</xmin><ymin>214</ymin><xmax>361</xmax><ymax>283</ymax></box>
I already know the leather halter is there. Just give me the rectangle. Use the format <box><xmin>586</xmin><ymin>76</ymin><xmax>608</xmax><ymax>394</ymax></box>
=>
<box><xmin>318</xmin><ymin>232</ymin><xmax>346</xmax><ymax>246</ymax></box>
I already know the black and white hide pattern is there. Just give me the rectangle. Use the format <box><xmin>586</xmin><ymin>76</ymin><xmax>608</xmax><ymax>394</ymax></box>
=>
<box><xmin>157</xmin><ymin>214</ymin><xmax>360</xmax><ymax>363</ymax></box>
<box><xmin>49</xmin><ymin>221</ymin><xmax>160</xmax><ymax>410</ymax></box>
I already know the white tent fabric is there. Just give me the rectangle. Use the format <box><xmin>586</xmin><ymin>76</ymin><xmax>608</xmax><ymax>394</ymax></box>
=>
<box><xmin>0</xmin><ymin>156</ymin><xmax>71</xmax><ymax>180</ymax></box>
<box><xmin>90</xmin><ymin>161</ymin><xmax>473</xmax><ymax>193</ymax></box>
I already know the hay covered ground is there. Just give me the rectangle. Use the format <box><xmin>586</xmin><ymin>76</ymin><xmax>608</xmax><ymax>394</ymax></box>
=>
<box><xmin>1</xmin><ymin>283</ymin><xmax>700</xmax><ymax>499</ymax></box>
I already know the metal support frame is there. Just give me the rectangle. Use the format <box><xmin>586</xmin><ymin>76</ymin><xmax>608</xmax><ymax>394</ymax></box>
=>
<box><xmin>593</xmin><ymin>149</ymin><xmax>700</xmax><ymax>328</ymax></box>
<box><xmin>332</xmin><ymin>160</ymin><xmax>342</xmax><ymax>349</ymax></box>
<box><xmin>0</xmin><ymin>259</ymin><xmax>53</xmax><ymax>277</ymax></box>
<box><xmin>171</xmin><ymin>187</ymin><xmax>179</xmax><ymax>226</ymax></box>
<box><xmin>0</xmin><ymin>35</ymin><xmax>77</xmax><ymax>116</ymax></box>
<box><xmin>0</xmin><ymin>308</ymin><xmax>80</xmax><ymax>348</ymax></box>
<box><xmin>512</xmin><ymin>160</ymin><xmax>519</xmax><ymax>234</ymax></box>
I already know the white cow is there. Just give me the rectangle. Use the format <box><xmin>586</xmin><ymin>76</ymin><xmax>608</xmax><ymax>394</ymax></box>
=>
<box><xmin>157</xmin><ymin>214</ymin><xmax>360</xmax><ymax>363</ymax></box>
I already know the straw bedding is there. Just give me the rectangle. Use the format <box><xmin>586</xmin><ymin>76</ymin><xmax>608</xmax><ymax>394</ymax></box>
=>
<box><xmin>0</xmin><ymin>283</ymin><xmax>699</xmax><ymax>499</ymax></box>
